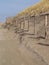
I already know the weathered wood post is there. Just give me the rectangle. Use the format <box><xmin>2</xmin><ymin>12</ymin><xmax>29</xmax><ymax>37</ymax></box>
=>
<box><xmin>45</xmin><ymin>15</ymin><xmax>48</xmax><ymax>39</ymax></box>
<box><xmin>31</xmin><ymin>14</ymin><xmax>35</xmax><ymax>35</ymax></box>
<box><xmin>19</xmin><ymin>17</ymin><xmax>24</xmax><ymax>44</ymax></box>
<box><xmin>15</xmin><ymin>20</ymin><xmax>18</xmax><ymax>33</ymax></box>
<box><xmin>34</xmin><ymin>15</ymin><xmax>35</xmax><ymax>35</ymax></box>
<box><xmin>24</xmin><ymin>15</ymin><xmax>29</xmax><ymax>31</ymax></box>
<box><xmin>28</xmin><ymin>16</ymin><xmax>30</xmax><ymax>32</ymax></box>
<box><xmin>23</xmin><ymin>16</ymin><xmax>25</xmax><ymax>30</ymax></box>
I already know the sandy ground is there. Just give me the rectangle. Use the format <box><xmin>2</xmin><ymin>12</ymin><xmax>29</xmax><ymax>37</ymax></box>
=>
<box><xmin>0</xmin><ymin>26</ymin><xmax>49</xmax><ymax>65</ymax></box>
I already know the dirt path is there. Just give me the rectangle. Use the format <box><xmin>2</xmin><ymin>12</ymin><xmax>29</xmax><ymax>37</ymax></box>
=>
<box><xmin>0</xmin><ymin>26</ymin><xmax>48</xmax><ymax>65</ymax></box>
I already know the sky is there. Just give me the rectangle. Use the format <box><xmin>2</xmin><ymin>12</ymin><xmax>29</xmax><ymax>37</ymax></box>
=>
<box><xmin>0</xmin><ymin>0</ymin><xmax>40</xmax><ymax>22</ymax></box>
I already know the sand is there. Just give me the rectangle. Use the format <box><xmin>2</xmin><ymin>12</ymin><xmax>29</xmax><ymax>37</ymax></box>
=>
<box><xmin>0</xmin><ymin>25</ymin><xmax>49</xmax><ymax>65</ymax></box>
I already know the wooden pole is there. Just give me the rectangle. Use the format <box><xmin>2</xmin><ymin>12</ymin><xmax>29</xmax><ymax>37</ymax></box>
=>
<box><xmin>24</xmin><ymin>16</ymin><xmax>29</xmax><ymax>31</ymax></box>
<box><xmin>34</xmin><ymin>16</ymin><xmax>35</xmax><ymax>35</ymax></box>
<box><xmin>45</xmin><ymin>15</ymin><xmax>48</xmax><ymax>39</ymax></box>
<box><xmin>28</xmin><ymin>16</ymin><xmax>30</xmax><ymax>31</ymax></box>
<box><xmin>23</xmin><ymin>17</ymin><xmax>25</xmax><ymax>31</ymax></box>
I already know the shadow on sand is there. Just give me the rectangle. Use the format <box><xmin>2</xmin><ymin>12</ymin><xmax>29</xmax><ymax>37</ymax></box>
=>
<box><xmin>37</xmin><ymin>43</ymin><xmax>49</xmax><ymax>46</ymax></box>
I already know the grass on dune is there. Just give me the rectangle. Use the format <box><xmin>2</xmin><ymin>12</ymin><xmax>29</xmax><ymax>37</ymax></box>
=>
<box><xmin>16</xmin><ymin>0</ymin><xmax>49</xmax><ymax>17</ymax></box>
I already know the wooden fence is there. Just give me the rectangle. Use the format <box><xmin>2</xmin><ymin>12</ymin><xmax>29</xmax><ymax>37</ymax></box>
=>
<box><xmin>15</xmin><ymin>13</ymin><xmax>49</xmax><ymax>39</ymax></box>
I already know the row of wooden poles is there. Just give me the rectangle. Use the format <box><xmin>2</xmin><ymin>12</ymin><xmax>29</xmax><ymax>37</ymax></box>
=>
<box><xmin>5</xmin><ymin>13</ymin><xmax>49</xmax><ymax>43</ymax></box>
<box><xmin>15</xmin><ymin>14</ymin><xmax>48</xmax><ymax>37</ymax></box>
<box><xmin>13</xmin><ymin>13</ymin><xmax>48</xmax><ymax>43</ymax></box>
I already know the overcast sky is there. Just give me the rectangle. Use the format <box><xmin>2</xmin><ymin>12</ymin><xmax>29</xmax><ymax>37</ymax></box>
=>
<box><xmin>0</xmin><ymin>0</ymin><xmax>40</xmax><ymax>22</ymax></box>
